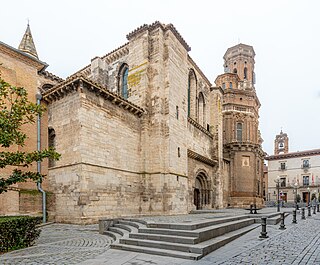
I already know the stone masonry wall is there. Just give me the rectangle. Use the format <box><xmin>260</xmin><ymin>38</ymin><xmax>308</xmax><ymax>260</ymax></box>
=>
<box><xmin>0</xmin><ymin>49</ymin><xmax>50</xmax><ymax>215</ymax></box>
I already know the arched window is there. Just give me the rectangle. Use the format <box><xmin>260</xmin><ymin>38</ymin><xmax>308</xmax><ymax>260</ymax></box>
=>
<box><xmin>118</xmin><ymin>64</ymin><xmax>129</xmax><ymax>99</ymax></box>
<box><xmin>236</xmin><ymin>122</ymin><xmax>243</xmax><ymax>142</ymax></box>
<box><xmin>48</xmin><ymin>128</ymin><xmax>56</xmax><ymax>168</ymax></box>
<box><xmin>198</xmin><ymin>92</ymin><xmax>205</xmax><ymax>127</ymax></box>
<box><xmin>244</xmin><ymin>67</ymin><xmax>248</xmax><ymax>80</ymax></box>
<box><xmin>188</xmin><ymin>70</ymin><xmax>197</xmax><ymax>118</ymax></box>
<box><xmin>233</xmin><ymin>68</ymin><xmax>237</xmax><ymax>74</ymax></box>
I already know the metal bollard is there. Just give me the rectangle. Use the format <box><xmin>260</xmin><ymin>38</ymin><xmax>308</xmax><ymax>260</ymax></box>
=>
<box><xmin>313</xmin><ymin>205</ymin><xmax>316</xmax><ymax>214</ymax></box>
<box><xmin>279</xmin><ymin>212</ymin><xmax>286</xmax><ymax>230</ymax></box>
<box><xmin>302</xmin><ymin>207</ymin><xmax>306</xmax><ymax>220</ymax></box>
<box><xmin>317</xmin><ymin>204</ymin><xmax>320</xmax><ymax>213</ymax></box>
<box><xmin>292</xmin><ymin>209</ymin><xmax>297</xmax><ymax>224</ymax></box>
<box><xmin>308</xmin><ymin>206</ymin><xmax>311</xmax><ymax>217</ymax></box>
<box><xmin>259</xmin><ymin>217</ymin><xmax>269</xmax><ymax>238</ymax></box>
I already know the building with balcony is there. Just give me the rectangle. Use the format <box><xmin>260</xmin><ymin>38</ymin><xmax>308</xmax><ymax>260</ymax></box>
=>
<box><xmin>266</xmin><ymin>131</ymin><xmax>320</xmax><ymax>204</ymax></box>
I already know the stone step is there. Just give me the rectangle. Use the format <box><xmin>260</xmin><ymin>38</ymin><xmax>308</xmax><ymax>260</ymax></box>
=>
<box><xmin>109</xmin><ymin>226</ymin><xmax>128</xmax><ymax>236</ymax></box>
<box><xmin>198</xmin><ymin>224</ymin><xmax>259</xmax><ymax>256</ymax></box>
<box><xmin>118</xmin><ymin>220</ymin><xmax>141</xmax><ymax>229</ymax></box>
<box><xmin>112</xmin><ymin>224</ymin><xmax>259</xmax><ymax>259</ymax></box>
<box><xmin>113</xmin><ymin>223</ymin><xmax>138</xmax><ymax>233</ymax></box>
<box><xmin>147</xmin><ymin>215</ymin><xmax>249</xmax><ymax>230</ymax></box>
<box><xmin>129</xmin><ymin>233</ymin><xmax>198</xmax><ymax>244</ymax></box>
<box><xmin>111</xmin><ymin>243</ymin><xmax>202</xmax><ymax>260</ymax></box>
<box><xmin>103</xmin><ymin>231</ymin><xmax>118</xmax><ymax>241</ymax></box>
<box><xmin>139</xmin><ymin>218</ymin><xmax>255</xmax><ymax>243</ymax></box>
<box><xmin>123</xmin><ymin>218</ymin><xmax>148</xmax><ymax>225</ymax></box>
<box><xmin>120</xmin><ymin>237</ymin><xmax>202</xmax><ymax>253</ymax></box>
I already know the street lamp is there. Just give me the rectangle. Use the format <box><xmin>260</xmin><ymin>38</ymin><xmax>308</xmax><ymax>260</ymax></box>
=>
<box><xmin>274</xmin><ymin>176</ymin><xmax>281</xmax><ymax>212</ymax></box>
<box><xmin>307</xmin><ymin>187</ymin><xmax>310</xmax><ymax>206</ymax></box>
<box><xmin>293</xmin><ymin>182</ymin><xmax>299</xmax><ymax>210</ymax></box>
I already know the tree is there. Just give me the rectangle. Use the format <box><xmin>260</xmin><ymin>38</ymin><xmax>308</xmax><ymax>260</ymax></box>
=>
<box><xmin>0</xmin><ymin>76</ymin><xmax>60</xmax><ymax>194</ymax></box>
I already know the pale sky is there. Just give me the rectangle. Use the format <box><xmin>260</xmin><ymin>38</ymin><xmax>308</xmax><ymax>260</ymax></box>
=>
<box><xmin>1</xmin><ymin>0</ymin><xmax>319</xmax><ymax>155</ymax></box>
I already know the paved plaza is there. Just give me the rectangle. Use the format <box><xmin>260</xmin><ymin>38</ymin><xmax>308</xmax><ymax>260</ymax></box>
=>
<box><xmin>1</xmin><ymin>208</ymin><xmax>320</xmax><ymax>264</ymax></box>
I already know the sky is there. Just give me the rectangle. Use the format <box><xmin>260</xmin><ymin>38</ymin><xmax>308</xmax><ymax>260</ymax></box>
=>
<box><xmin>1</xmin><ymin>0</ymin><xmax>319</xmax><ymax>155</ymax></box>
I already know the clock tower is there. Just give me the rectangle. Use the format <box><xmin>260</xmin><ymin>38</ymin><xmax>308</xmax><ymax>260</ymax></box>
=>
<box><xmin>215</xmin><ymin>43</ymin><xmax>265</xmax><ymax>207</ymax></box>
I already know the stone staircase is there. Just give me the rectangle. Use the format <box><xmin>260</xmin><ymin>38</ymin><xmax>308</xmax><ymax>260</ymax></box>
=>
<box><xmin>101</xmin><ymin>215</ymin><xmax>260</xmax><ymax>260</ymax></box>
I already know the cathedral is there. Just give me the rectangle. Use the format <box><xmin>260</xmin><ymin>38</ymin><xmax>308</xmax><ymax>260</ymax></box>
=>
<box><xmin>0</xmin><ymin>22</ymin><xmax>265</xmax><ymax>224</ymax></box>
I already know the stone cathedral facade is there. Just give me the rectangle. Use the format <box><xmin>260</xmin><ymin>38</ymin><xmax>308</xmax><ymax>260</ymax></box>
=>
<box><xmin>0</xmin><ymin>22</ymin><xmax>265</xmax><ymax>223</ymax></box>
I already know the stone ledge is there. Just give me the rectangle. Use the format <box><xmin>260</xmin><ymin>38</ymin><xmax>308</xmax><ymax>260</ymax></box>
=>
<box><xmin>42</xmin><ymin>75</ymin><xmax>144</xmax><ymax>117</ymax></box>
<box><xmin>187</xmin><ymin>149</ymin><xmax>217</xmax><ymax>167</ymax></box>
<box><xmin>188</xmin><ymin>117</ymin><xmax>213</xmax><ymax>139</ymax></box>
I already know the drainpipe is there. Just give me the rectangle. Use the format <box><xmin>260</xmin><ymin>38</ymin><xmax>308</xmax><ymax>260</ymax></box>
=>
<box><xmin>36</xmin><ymin>93</ymin><xmax>46</xmax><ymax>223</ymax></box>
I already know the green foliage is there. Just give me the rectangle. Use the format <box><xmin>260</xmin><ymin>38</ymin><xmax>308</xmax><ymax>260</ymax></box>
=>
<box><xmin>0</xmin><ymin>216</ymin><xmax>42</xmax><ymax>252</ymax></box>
<box><xmin>0</xmin><ymin>76</ymin><xmax>60</xmax><ymax>194</ymax></box>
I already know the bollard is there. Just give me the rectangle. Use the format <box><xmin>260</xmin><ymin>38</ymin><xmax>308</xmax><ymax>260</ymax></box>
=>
<box><xmin>313</xmin><ymin>205</ymin><xmax>316</xmax><ymax>214</ymax></box>
<box><xmin>259</xmin><ymin>217</ymin><xmax>269</xmax><ymax>238</ymax></box>
<box><xmin>308</xmin><ymin>206</ymin><xmax>311</xmax><ymax>217</ymax></box>
<box><xmin>279</xmin><ymin>212</ymin><xmax>286</xmax><ymax>230</ymax></box>
<box><xmin>317</xmin><ymin>204</ymin><xmax>320</xmax><ymax>213</ymax></box>
<box><xmin>292</xmin><ymin>209</ymin><xmax>297</xmax><ymax>224</ymax></box>
<box><xmin>302</xmin><ymin>207</ymin><xmax>306</xmax><ymax>220</ymax></box>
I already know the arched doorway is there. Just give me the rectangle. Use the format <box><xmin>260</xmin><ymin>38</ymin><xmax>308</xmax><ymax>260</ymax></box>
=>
<box><xmin>194</xmin><ymin>172</ymin><xmax>210</xmax><ymax>210</ymax></box>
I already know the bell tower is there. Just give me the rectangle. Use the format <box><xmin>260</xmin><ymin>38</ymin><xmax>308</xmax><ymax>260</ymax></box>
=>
<box><xmin>215</xmin><ymin>43</ymin><xmax>265</xmax><ymax>208</ymax></box>
<box><xmin>274</xmin><ymin>130</ymin><xmax>289</xmax><ymax>155</ymax></box>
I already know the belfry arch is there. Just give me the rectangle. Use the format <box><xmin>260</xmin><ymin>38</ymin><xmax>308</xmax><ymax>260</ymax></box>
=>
<box><xmin>193</xmin><ymin>171</ymin><xmax>211</xmax><ymax>210</ymax></box>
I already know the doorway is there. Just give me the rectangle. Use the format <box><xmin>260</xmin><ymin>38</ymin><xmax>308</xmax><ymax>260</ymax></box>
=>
<box><xmin>194</xmin><ymin>188</ymin><xmax>200</xmax><ymax>210</ymax></box>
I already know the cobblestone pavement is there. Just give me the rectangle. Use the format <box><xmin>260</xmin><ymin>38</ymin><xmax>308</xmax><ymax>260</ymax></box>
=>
<box><xmin>0</xmin><ymin>224</ymin><xmax>112</xmax><ymax>264</ymax></box>
<box><xmin>1</xmin><ymin>209</ymin><xmax>320</xmax><ymax>264</ymax></box>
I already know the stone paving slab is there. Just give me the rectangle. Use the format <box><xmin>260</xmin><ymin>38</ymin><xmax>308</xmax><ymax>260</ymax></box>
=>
<box><xmin>1</xmin><ymin>208</ymin><xmax>320</xmax><ymax>264</ymax></box>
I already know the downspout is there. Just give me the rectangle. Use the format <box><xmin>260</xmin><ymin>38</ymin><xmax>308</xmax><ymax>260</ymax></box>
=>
<box><xmin>36</xmin><ymin>92</ymin><xmax>46</xmax><ymax>223</ymax></box>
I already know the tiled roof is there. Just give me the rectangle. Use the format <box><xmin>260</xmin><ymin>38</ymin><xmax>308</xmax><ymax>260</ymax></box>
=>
<box><xmin>42</xmin><ymin>74</ymin><xmax>144</xmax><ymax>117</ymax></box>
<box><xmin>266</xmin><ymin>149</ymin><xmax>320</xmax><ymax>160</ymax></box>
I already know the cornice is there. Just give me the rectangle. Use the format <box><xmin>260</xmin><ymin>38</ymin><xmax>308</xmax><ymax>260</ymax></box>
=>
<box><xmin>39</xmin><ymin>70</ymin><xmax>64</xmax><ymax>83</ymax></box>
<box><xmin>127</xmin><ymin>21</ymin><xmax>191</xmax><ymax>52</ymax></box>
<box><xmin>42</xmin><ymin>75</ymin><xmax>144</xmax><ymax>117</ymax></box>
<box><xmin>266</xmin><ymin>149</ymin><xmax>320</xmax><ymax>161</ymax></box>
<box><xmin>224</xmin><ymin>142</ymin><xmax>265</xmax><ymax>157</ymax></box>
<box><xmin>69</xmin><ymin>43</ymin><xmax>130</xmax><ymax>79</ymax></box>
<box><xmin>188</xmin><ymin>117</ymin><xmax>213</xmax><ymax>139</ymax></box>
<box><xmin>0</xmin><ymin>40</ymin><xmax>47</xmax><ymax>71</ymax></box>
<box><xmin>187</xmin><ymin>149</ymin><xmax>217</xmax><ymax>167</ymax></box>
<box><xmin>103</xmin><ymin>43</ymin><xmax>129</xmax><ymax>64</ymax></box>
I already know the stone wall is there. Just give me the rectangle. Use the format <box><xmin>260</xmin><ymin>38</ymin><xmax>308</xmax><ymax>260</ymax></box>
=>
<box><xmin>0</xmin><ymin>45</ymin><xmax>55</xmax><ymax>215</ymax></box>
<box><xmin>46</xmin><ymin>22</ymin><xmax>225</xmax><ymax>223</ymax></box>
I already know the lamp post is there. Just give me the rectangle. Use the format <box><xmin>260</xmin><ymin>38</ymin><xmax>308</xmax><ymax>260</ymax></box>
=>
<box><xmin>293</xmin><ymin>182</ymin><xmax>299</xmax><ymax>210</ymax></box>
<box><xmin>307</xmin><ymin>187</ymin><xmax>310</xmax><ymax>206</ymax></box>
<box><xmin>274</xmin><ymin>176</ymin><xmax>281</xmax><ymax>212</ymax></box>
